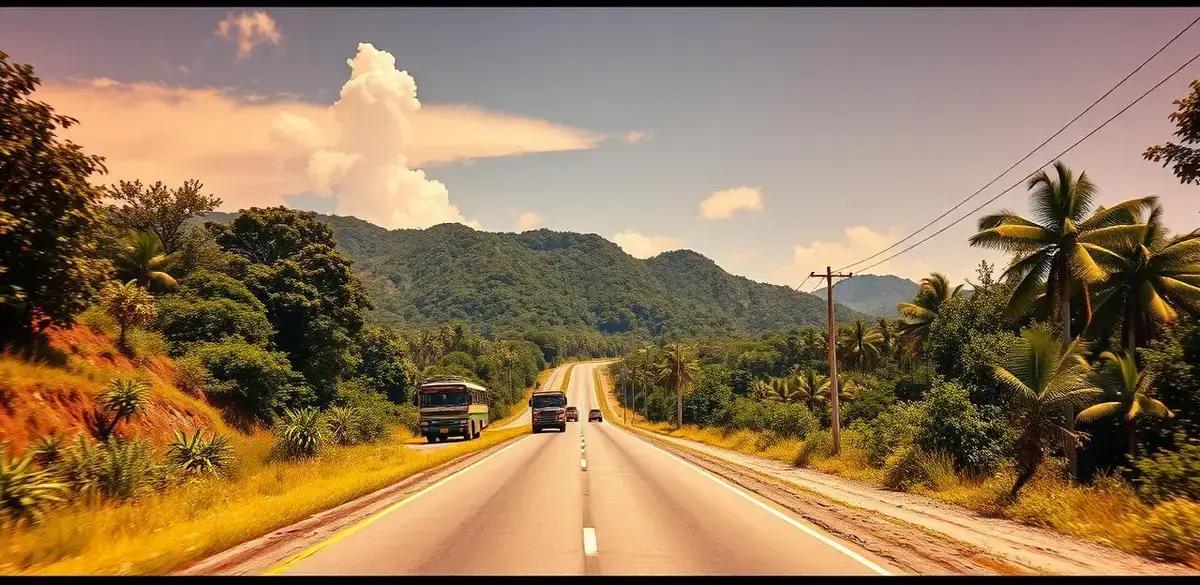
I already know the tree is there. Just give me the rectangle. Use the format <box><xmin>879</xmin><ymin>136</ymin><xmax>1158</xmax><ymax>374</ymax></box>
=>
<box><xmin>1084</xmin><ymin>204</ymin><xmax>1200</xmax><ymax>350</ymax></box>
<box><xmin>0</xmin><ymin>51</ymin><xmax>112</xmax><ymax>349</ymax></box>
<box><xmin>1144</xmin><ymin>79</ymin><xmax>1200</xmax><ymax>185</ymax></box>
<box><xmin>354</xmin><ymin>324</ymin><xmax>418</xmax><ymax>403</ymax></box>
<box><xmin>970</xmin><ymin>161</ymin><xmax>1152</xmax><ymax>476</ymax></box>
<box><xmin>991</xmin><ymin>328</ymin><xmax>1103</xmax><ymax>498</ymax></box>
<box><xmin>97</xmin><ymin>280</ymin><xmax>157</xmax><ymax>349</ymax></box>
<box><xmin>208</xmin><ymin>206</ymin><xmax>336</xmax><ymax>265</ymax></box>
<box><xmin>838</xmin><ymin>319</ymin><xmax>881</xmax><ymax>371</ymax></box>
<box><xmin>876</xmin><ymin>318</ymin><xmax>895</xmax><ymax>358</ymax></box>
<box><xmin>97</xmin><ymin>378</ymin><xmax>151</xmax><ymax>439</ymax></box>
<box><xmin>794</xmin><ymin>368</ymin><xmax>831</xmax><ymax>415</ymax></box>
<box><xmin>115</xmin><ymin>231</ymin><xmax>177</xmax><ymax>291</ymax></box>
<box><xmin>658</xmin><ymin>342</ymin><xmax>700</xmax><ymax>429</ymax></box>
<box><xmin>1077</xmin><ymin>350</ymin><xmax>1173</xmax><ymax>457</ymax></box>
<box><xmin>105</xmin><ymin>179</ymin><xmax>222</xmax><ymax>254</ymax></box>
<box><xmin>897</xmin><ymin>273</ymin><xmax>962</xmax><ymax>348</ymax></box>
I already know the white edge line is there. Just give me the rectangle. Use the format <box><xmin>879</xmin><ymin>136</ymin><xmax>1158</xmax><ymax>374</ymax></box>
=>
<box><xmin>582</xmin><ymin>527</ymin><xmax>598</xmax><ymax>556</ymax></box>
<box><xmin>621</xmin><ymin>426</ymin><xmax>892</xmax><ymax>576</ymax></box>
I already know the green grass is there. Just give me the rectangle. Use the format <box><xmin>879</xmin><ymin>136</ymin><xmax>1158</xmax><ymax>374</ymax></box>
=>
<box><xmin>0</xmin><ymin>426</ymin><xmax>528</xmax><ymax>575</ymax></box>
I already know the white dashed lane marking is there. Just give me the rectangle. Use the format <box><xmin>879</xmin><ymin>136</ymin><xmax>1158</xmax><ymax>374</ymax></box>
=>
<box><xmin>582</xmin><ymin>527</ymin><xmax>598</xmax><ymax>556</ymax></box>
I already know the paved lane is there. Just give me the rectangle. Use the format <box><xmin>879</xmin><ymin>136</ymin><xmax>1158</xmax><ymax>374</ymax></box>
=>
<box><xmin>275</xmin><ymin>361</ymin><xmax>894</xmax><ymax>575</ymax></box>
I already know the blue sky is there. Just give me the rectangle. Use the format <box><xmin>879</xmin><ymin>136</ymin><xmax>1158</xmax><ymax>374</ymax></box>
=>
<box><xmin>3</xmin><ymin>7</ymin><xmax>1200</xmax><ymax>288</ymax></box>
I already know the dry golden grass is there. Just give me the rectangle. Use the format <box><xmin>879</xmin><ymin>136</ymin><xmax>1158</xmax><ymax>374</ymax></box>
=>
<box><xmin>0</xmin><ymin>425</ymin><xmax>528</xmax><ymax>575</ymax></box>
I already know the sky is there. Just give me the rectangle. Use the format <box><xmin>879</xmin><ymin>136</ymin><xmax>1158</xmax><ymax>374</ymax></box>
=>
<box><xmin>3</xmin><ymin>7</ymin><xmax>1200</xmax><ymax>289</ymax></box>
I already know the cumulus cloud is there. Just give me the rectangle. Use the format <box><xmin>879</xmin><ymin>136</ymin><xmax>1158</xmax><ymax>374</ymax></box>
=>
<box><xmin>216</xmin><ymin>10</ymin><xmax>283</xmax><ymax>59</ymax></box>
<box><xmin>36</xmin><ymin>44</ymin><xmax>604</xmax><ymax>228</ymax></box>
<box><xmin>699</xmin><ymin>186</ymin><xmax>764</xmax><ymax>220</ymax></box>
<box><xmin>515</xmin><ymin>211</ymin><xmax>543</xmax><ymax>230</ymax></box>
<box><xmin>624</xmin><ymin>130</ymin><xmax>651</xmax><ymax>143</ymax></box>
<box><xmin>773</xmin><ymin>226</ymin><xmax>946</xmax><ymax>286</ymax></box>
<box><xmin>613</xmin><ymin>231</ymin><xmax>683</xmax><ymax>259</ymax></box>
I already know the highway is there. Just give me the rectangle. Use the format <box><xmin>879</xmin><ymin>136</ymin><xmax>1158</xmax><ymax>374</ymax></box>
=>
<box><xmin>271</xmin><ymin>361</ymin><xmax>896</xmax><ymax>575</ymax></box>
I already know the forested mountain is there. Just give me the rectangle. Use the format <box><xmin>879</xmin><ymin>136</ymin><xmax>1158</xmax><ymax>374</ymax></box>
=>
<box><xmin>203</xmin><ymin>213</ymin><xmax>865</xmax><ymax>337</ymax></box>
<box><xmin>812</xmin><ymin>274</ymin><xmax>919</xmax><ymax>317</ymax></box>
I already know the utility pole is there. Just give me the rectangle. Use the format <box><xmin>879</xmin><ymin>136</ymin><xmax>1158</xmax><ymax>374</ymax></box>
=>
<box><xmin>810</xmin><ymin>266</ymin><xmax>852</xmax><ymax>455</ymax></box>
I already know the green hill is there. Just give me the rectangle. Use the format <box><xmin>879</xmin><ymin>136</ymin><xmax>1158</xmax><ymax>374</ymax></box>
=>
<box><xmin>202</xmin><ymin>213</ymin><xmax>865</xmax><ymax>336</ymax></box>
<box><xmin>812</xmin><ymin>274</ymin><xmax>919</xmax><ymax>318</ymax></box>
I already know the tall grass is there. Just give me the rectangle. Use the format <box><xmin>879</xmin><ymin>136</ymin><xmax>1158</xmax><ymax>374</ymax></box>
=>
<box><xmin>0</xmin><ymin>426</ymin><xmax>527</xmax><ymax>575</ymax></box>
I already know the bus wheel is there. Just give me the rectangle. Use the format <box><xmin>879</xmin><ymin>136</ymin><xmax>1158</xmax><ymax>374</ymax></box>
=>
<box><xmin>426</xmin><ymin>435</ymin><xmax>437</xmax><ymax>444</ymax></box>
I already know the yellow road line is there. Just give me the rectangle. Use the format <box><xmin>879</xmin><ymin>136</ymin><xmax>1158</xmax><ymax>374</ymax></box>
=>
<box><xmin>262</xmin><ymin>435</ymin><xmax>531</xmax><ymax>575</ymax></box>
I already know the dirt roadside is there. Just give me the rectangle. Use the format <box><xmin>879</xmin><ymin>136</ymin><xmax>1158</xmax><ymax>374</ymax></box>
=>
<box><xmin>597</xmin><ymin>369</ymin><xmax>1197</xmax><ymax>576</ymax></box>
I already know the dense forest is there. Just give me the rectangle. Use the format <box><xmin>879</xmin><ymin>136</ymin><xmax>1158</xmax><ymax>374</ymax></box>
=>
<box><xmin>203</xmin><ymin>211</ymin><xmax>865</xmax><ymax>338</ymax></box>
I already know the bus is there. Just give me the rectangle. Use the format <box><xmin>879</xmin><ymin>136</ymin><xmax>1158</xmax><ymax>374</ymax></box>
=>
<box><xmin>416</xmin><ymin>377</ymin><xmax>489</xmax><ymax>443</ymax></box>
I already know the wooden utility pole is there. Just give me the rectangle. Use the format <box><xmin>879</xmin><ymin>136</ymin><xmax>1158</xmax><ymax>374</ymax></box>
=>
<box><xmin>810</xmin><ymin>266</ymin><xmax>853</xmax><ymax>455</ymax></box>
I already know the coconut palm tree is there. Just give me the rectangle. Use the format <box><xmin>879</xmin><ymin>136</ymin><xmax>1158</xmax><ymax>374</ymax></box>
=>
<box><xmin>969</xmin><ymin>161</ymin><xmax>1152</xmax><ymax>476</ymax></box>
<box><xmin>1084</xmin><ymin>204</ymin><xmax>1200</xmax><ymax>350</ymax></box>
<box><xmin>749</xmin><ymin>379</ymin><xmax>774</xmax><ymax>402</ymax></box>
<box><xmin>1077</xmin><ymin>350</ymin><xmax>1173</xmax><ymax>457</ymax></box>
<box><xmin>876</xmin><ymin>318</ymin><xmax>895</xmax><ymax>358</ymax></box>
<box><xmin>991</xmin><ymin>328</ymin><xmax>1103</xmax><ymax>499</ymax></box>
<box><xmin>116</xmin><ymin>231</ymin><xmax>177</xmax><ymax>291</ymax></box>
<box><xmin>658</xmin><ymin>343</ymin><xmax>699</xmax><ymax>429</ymax></box>
<box><xmin>897</xmin><ymin>273</ymin><xmax>963</xmax><ymax>349</ymax></box>
<box><xmin>794</xmin><ymin>368</ymin><xmax>830</xmax><ymax>414</ymax></box>
<box><xmin>838</xmin><ymin>319</ymin><xmax>882</xmax><ymax>371</ymax></box>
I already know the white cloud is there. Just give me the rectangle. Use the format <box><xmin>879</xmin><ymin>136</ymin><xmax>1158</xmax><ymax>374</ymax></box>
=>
<box><xmin>624</xmin><ymin>130</ymin><xmax>651</xmax><ymax>143</ymax></box>
<box><xmin>515</xmin><ymin>211</ymin><xmax>543</xmax><ymax>230</ymax></box>
<box><xmin>216</xmin><ymin>10</ymin><xmax>283</xmax><ymax>60</ymax></box>
<box><xmin>773</xmin><ymin>226</ymin><xmax>949</xmax><ymax>286</ymax></box>
<box><xmin>699</xmin><ymin>186</ymin><xmax>764</xmax><ymax>220</ymax></box>
<box><xmin>613</xmin><ymin>231</ymin><xmax>683</xmax><ymax>259</ymax></box>
<box><xmin>36</xmin><ymin>44</ymin><xmax>603</xmax><ymax>229</ymax></box>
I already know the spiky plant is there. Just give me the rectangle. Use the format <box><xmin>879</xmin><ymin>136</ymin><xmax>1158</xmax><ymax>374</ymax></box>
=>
<box><xmin>168</xmin><ymin>429</ymin><xmax>233</xmax><ymax>475</ymax></box>
<box><xmin>275</xmin><ymin>407</ymin><xmax>329</xmax><ymax>459</ymax></box>
<box><xmin>1077</xmin><ymin>350</ymin><xmax>1173</xmax><ymax>456</ymax></box>
<box><xmin>97</xmin><ymin>378</ymin><xmax>151</xmax><ymax>439</ymax></box>
<box><xmin>0</xmin><ymin>446</ymin><xmax>67</xmax><ymax>528</ymax></box>
<box><xmin>325</xmin><ymin>406</ymin><xmax>359</xmax><ymax>446</ymax></box>
<box><xmin>29</xmin><ymin>434</ymin><xmax>65</xmax><ymax>466</ymax></box>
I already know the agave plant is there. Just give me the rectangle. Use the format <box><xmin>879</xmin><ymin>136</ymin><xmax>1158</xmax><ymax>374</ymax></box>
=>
<box><xmin>29</xmin><ymin>434</ymin><xmax>65</xmax><ymax>466</ymax></box>
<box><xmin>325</xmin><ymin>406</ymin><xmax>359</xmax><ymax>446</ymax></box>
<box><xmin>1</xmin><ymin>447</ymin><xmax>67</xmax><ymax>527</ymax></box>
<box><xmin>97</xmin><ymin>378</ymin><xmax>151</xmax><ymax>439</ymax></box>
<box><xmin>275</xmin><ymin>407</ymin><xmax>329</xmax><ymax>459</ymax></box>
<box><xmin>168</xmin><ymin>429</ymin><xmax>233</xmax><ymax>475</ymax></box>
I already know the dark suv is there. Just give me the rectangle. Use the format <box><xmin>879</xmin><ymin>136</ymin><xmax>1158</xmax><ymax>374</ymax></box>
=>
<box><xmin>530</xmin><ymin>391</ymin><xmax>567</xmax><ymax>433</ymax></box>
<box><xmin>588</xmin><ymin>408</ymin><xmax>603</xmax><ymax>422</ymax></box>
<box><xmin>565</xmin><ymin>406</ymin><xmax>578</xmax><ymax>422</ymax></box>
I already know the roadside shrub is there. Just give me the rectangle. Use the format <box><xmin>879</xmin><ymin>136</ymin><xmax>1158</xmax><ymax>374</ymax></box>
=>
<box><xmin>1137</xmin><ymin>498</ymin><xmax>1200</xmax><ymax>564</ymax></box>
<box><xmin>187</xmin><ymin>340</ymin><xmax>311</xmax><ymax>421</ymax></box>
<box><xmin>882</xmin><ymin>447</ymin><xmax>957</xmax><ymax>492</ymax></box>
<box><xmin>97</xmin><ymin>378</ymin><xmax>151</xmax><ymax>439</ymax></box>
<box><xmin>125</xmin><ymin>328</ymin><xmax>170</xmax><ymax>360</ymax></box>
<box><xmin>853</xmin><ymin>401</ymin><xmax>926</xmax><ymax>467</ymax></box>
<box><xmin>764</xmin><ymin>402</ymin><xmax>818</xmax><ymax>438</ymax></box>
<box><xmin>174</xmin><ymin>354</ymin><xmax>213</xmax><ymax>396</ymax></box>
<box><xmin>274</xmin><ymin>407</ymin><xmax>328</xmax><ymax>459</ymax></box>
<box><xmin>1134</xmin><ymin>435</ymin><xmax>1200</xmax><ymax>504</ymax></box>
<box><xmin>324</xmin><ymin>406</ymin><xmax>386</xmax><ymax>445</ymax></box>
<box><xmin>916</xmin><ymin>380</ymin><xmax>1007</xmax><ymax>476</ymax></box>
<box><xmin>167</xmin><ymin>429</ymin><xmax>233</xmax><ymax>476</ymax></box>
<box><xmin>51</xmin><ymin>436</ymin><xmax>170</xmax><ymax>501</ymax></box>
<box><xmin>725</xmin><ymin>397</ymin><xmax>768</xmax><ymax>431</ymax></box>
<box><xmin>795</xmin><ymin>428</ymin><xmax>834</xmax><ymax>466</ymax></box>
<box><xmin>395</xmin><ymin>404</ymin><xmax>420</xmax><ymax>434</ymax></box>
<box><xmin>76</xmin><ymin>306</ymin><xmax>117</xmax><ymax>336</ymax></box>
<box><xmin>0</xmin><ymin>447</ymin><xmax>67</xmax><ymax>528</ymax></box>
<box><xmin>683</xmin><ymin>369</ymin><xmax>734</xmax><ymax>426</ymax></box>
<box><xmin>841</xmin><ymin>376</ymin><xmax>895</xmax><ymax>424</ymax></box>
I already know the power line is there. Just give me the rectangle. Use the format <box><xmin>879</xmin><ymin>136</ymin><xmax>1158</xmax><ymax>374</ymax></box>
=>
<box><xmin>853</xmin><ymin>47</ymin><xmax>1200</xmax><ymax>275</ymax></box>
<box><xmin>836</xmin><ymin>15</ymin><xmax>1200</xmax><ymax>273</ymax></box>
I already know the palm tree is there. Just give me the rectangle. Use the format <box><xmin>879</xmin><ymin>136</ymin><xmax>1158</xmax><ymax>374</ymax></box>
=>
<box><xmin>658</xmin><ymin>343</ymin><xmax>699</xmax><ymax>429</ymax></box>
<box><xmin>970</xmin><ymin>161</ymin><xmax>1152</xmax><ymax>476</ymax></box>
<box><xmin>794</xmin><ymin>368</ymin><xmax>830</xmax><ymax>414</ymax></box>
<box><xmin>1085</xmin><ymin>205</ymin><xmax>1200</xmax><ymax>350</ymax></box>
<box><xmin>116</xmin><ymin>231</ymin><xmax>177</xmax><ymax>291</ymax></box>
<box><xmin>97</xmin><ymin>279</ymin><xmax>158</xmax><ymax>349</ymax></box>
<box><xmin>838</xmin><ymin>319</ymin><xmax>882</xmax><ymax>371</ymax></box>
<box><xmin>771</xmin><ymin>376</ymin><xmax>804</xmax><ymax>403</ymax></box>
<box><xmin>749</xmin><ymin>379</ymin><xmax>774</xmax><ymax>402</ymax></box>
<box><xmin>896</xmin><ymin>272</ymin><xmax>962</xmax><ymax>348</ymax></box>
<box><xmin>1077</xmin><ymin>350</ymin><xmax>1173</xmax><ymax>457</ymax></box>
<box><xmin>991</xmin><ymin>328</ymin><xmax>1103</xmax><ymax>499</ymax></box>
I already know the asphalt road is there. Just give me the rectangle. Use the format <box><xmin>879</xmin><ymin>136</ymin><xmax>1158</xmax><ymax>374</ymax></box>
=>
<box><xmin>273</xmin><ymin>361</ymin><xmax>895</xmax><ymax>575</ymax></box>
